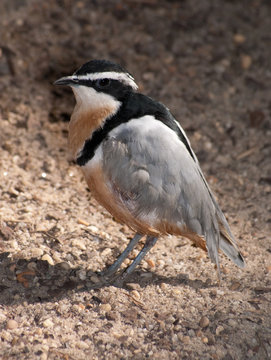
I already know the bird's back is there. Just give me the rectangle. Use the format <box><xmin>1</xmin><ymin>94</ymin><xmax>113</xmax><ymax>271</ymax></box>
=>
<box><xmin>97</xmin><ymin>93</ymin><xmax>245</xmax><ymax>270</ymax></box>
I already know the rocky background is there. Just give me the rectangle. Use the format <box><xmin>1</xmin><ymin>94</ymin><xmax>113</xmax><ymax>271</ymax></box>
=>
<box><xmin>0</xmin><ymin>0</ymin><xmax>270</xmax><ymax>359</ymax></box>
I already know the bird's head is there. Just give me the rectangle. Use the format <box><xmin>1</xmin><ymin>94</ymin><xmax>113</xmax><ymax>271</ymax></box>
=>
<box><xmin>54</xmin><ymin>60</ymin><xmax>138</xmax><ymax>159</ymax></box>
<box><xmin>54</xmin><ymin>59</ymin><xmax>138</xmax><ymax>112</ymax></box>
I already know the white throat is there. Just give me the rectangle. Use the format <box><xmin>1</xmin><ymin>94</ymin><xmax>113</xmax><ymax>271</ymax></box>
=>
<box><xmin>71</xmin><ymin>85</ymin><xmax>121</xmax><ymax>116</ymax></box>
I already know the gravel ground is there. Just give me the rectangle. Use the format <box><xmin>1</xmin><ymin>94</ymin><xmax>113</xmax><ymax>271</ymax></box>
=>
<box><xmin>0</xmin><ymin>0</ymin><xmax>271</xmax><ymax>359</ymax></box>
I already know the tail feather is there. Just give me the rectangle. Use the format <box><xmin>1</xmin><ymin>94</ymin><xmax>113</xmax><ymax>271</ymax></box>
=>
<box><xmin>218</xmin><ymin>219</ymin><xmax>245</xmax><ymax>268</ymax></box>
<box><xmin>220</xmin><ymin>235</ymin><xmax>245</xmax><ymax>268</ymax></box>
<box><xmin>196</xmin><ymin>167</ymin><xmax>245</xmax><ymax>269</ymax></box>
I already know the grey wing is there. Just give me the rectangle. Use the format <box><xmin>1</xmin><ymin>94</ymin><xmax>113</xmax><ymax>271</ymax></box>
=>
<box><xmin>102</xmin><ymin>116</ymin><xmax>244</xmax><ymax>269</ymax></box>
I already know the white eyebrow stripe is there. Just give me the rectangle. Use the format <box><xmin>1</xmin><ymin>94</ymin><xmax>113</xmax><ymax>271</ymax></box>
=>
<box><xmin>75</xmin><ymin>71</ymin><xmax>138</xmax><ymax>90</ymax></box>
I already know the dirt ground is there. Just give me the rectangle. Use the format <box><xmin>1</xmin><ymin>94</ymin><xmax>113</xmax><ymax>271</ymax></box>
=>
<box><xmin>0</xmin><ymin>0</ymin><xmax>271</xmax><ymax>359</ymax></box>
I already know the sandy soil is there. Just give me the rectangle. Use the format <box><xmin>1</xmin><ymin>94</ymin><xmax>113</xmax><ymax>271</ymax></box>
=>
<box><xmin>0</xmin><ymin>0</ymin><xmax>271</xmax><ymax>359</ymax></box>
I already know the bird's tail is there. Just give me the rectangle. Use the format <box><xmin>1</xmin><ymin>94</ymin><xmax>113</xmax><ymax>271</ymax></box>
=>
<box><xmin>199</xmin><ymin>172</ymin><xmax>245</xmax><ymax>268</ymax></box>
<box><xmin>217</xmin><ymin>214</ymin><xmax>245</xmax><ymax>268</ymax></box>
<box><xmin>195</xmin><ymin>166</ymin><xmax>245</xmax><ymax>269</ymax></box>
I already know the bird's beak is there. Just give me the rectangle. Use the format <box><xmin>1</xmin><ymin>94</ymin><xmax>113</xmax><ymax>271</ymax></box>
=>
<box><xmin>54</xmin><ymin>75</ymin><xmax>79</xmax><ymax>86</ymax></box>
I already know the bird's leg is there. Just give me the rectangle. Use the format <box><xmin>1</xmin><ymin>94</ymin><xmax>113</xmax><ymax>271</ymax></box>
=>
<box><xmin>100</xmin><ymin>233</ymin><xmax>143</xmax><ymax>278</ymax></box>
<box><xmin>119</xmin><ymin>235</ymin><xmax>158</xmax><ymax>281</ymax></box>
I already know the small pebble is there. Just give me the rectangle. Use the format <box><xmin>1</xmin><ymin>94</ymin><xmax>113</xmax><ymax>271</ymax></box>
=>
<box><xmin>233</xmin><ymin>33</ymin><xmax>246</xmax><ymax>44</ymax></box>
<box><xmin>35</xmin><ymin>328</ymin><xmax>43</xmax><ymax>335</ymax></box>
<box><xmin>31</xmin><ymin>248</ymin><xmax>44</xmax><ymax>258</ymax></box>
<box><xmin>78</xmin><ymin>269</ymin><xmax>87</xmax><ymax>281</ymax></box>
<box><xmin>140</xmin><ymin>272</ymin><xmax>152</xmax><ymax>279</ymax></box>
<box><xmin>52</xmin><ymin>253</ymin><xmax>62</xmax><ymax>263</ymax></box>
<box><xmin>7</xmin><ymin>319</ymin><xmax>18</xmax><ymax>330</ymax></box>
<box><xmin>59</xmin><ymin>262</ymin><xmax>70</xmax><ymax>270</ymax></box>
<box><xmin>247</xmin><ymin>350</ymin><xmax>254</xmax><ymax>357</ymax></box>
<box><xmin>73</xmin><ymin>304</ymin><xmax>85</xmax><ymax>312</ymax></box>
<box><xmin>130</xmin><ymin>290</ymin><xmax>141</xmax><ymax>300</ymax></box>
<box><xmin>100</xmin><ymin>231</ymin><xmax>111</xmax><ymax>240</ymax></box>
<box><xmin>43</xmin><ymin>318</ymin><xmax>54</xmax><ymax>328</ymax></box>
<box><xmin>41</xmin><ymin>254</ymin><xmax>54</xmax><ymax>266</ymax></box>
<box><xmin>1</xmin><ymin>330</ymin><xmax>12</xmax><ymax>341</ymax></box>
<box><xmin>72</xmin><ymin>239</ymin><xmax>86</xmax><ymax>251</ymax></box>
<box><xmin>199</xmin><ymin>316</ymin><xmax>210</xmax><ymax>328</ymax></box>
<box><xmin>40</xmin><ymin>353</ymin><xmax>48</xmax><ymax>360</ymax></box>
<box><xmin>182</xmin><ymin>335</ymin><xmax>190</xmax><ymax>344</ymax></box>
<box><xmin>216</xmin><ymin>325</ymin><xmax>224</xmax><ymax>335</ymax></box>
<box><xmin>160</xmin><ymin>282</ymin><xmax>167</xmax><ymax>291</ymax></box>
<box><xmin>202</xmin><ymin>336</ymin><xmax>208</xmax><ymax>344</ymax></box>
<box><xmin>9</xmin><ymin>240</ymin><xmax>18</xmax><ymax>249</ymax></box>
<box><xmin>36</xmin><ymin>224</ymin><xmax>49</xmax><ymax>232</ymax></box>
<box><xmin>101</xmin><ymin>248</ymin><xmax>112</xmax><ymax>257</ymax></box>
<box><xmin>0</xmin><ymin>312</ymin><xmax>7</xmax><ymax>321</ymax></box>
<box><xmin>112</xmin><ymin>331</ymin><xmax>123</xmax><ymax>339</ymax></box>
<box><xmin>208</xmin><ymin>334</ymin><xmax>216</xmax><ymax>345</ymax></box>
<box><xmin>172</xmin><ymin>288</ymin><xmax>182</xmax><ymax>296</ymax></box>
<box><xmin>123</xmin><ymin>258</ymin><xmax>131</xmax><ymax>266</ymax></box>
<box><xmin>88</xmin><ymin>225</ymin><xmax>99</xmax><ymax>234</ymax></box>
<box><xmin>76</xmin><ymin>340</ymin><xmax>89</xmax><ymax>350</ymax></box>
<box><xmin>9</xmin><ymin>264</ymin><xmax>16</xmax><ymax>272</ymax></box>
<box><xmin>146</xmin><ymin>259</ymin><xmax>155</xmax><ymax>268</ymax></box>
<box><xmin>210</xmin><ymin>289</ymin><xmax>217</xmax><ymax>297</ymax></box>
<box><xmin>99</xmin><ymin>303</ymin><xmax>112</xmax><ymax>312</ymax></box>
<box><xmin>126</xmin><ymin>283</ymin><xmax>140</xmax><ymax>291</ymax></box>
<box><xmin>90</xmin><ymin>275</ymin><xmax>100</xmax><ymax>283</ymax></box>
<box><xmin>221</xmin><ymin>266</ymin><xmax>230</xmax><ymax>274</ymax></box>
<box><xmin>241</xmin><ymin>54</ymin><xmax>252</xmax><ymax>70</ymax></box>
<box><xmin>27</xmin><ymin>262</ymin><xmax>37</xmax><ymax>271</ymax></box>
<box><xmin>230</xmin><ymin>281</ymin><xmax>241</xmax><ymax>291</ymax></box>
<box><xmin>106</xmin><ymin>311</ymin><xmax>117</xmax><ymax>321</ymax></box>
<box><xmin>156</xmin><ymin>259</ymin><xmax>165</xmax><ymax>267</ymax></box>
<box><xmin>228</xmin><ymin>319</ymin><xmax>238</xmax><ymax>327</ymax></box>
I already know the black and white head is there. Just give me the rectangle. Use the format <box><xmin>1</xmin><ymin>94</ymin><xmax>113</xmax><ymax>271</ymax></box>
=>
<box><xmin>54</xmin><ymin>59</ymin><xmax>138</xmax><ymax>111</ymax></box>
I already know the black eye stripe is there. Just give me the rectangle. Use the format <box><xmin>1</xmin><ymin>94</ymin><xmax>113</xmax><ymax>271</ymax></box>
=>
<box><xmin>76</xmin><ymin>78</ymin><xmax>134</xmax><ymax>94</ymax></box>
<box><xmin>95</xmin><ymin>78</ymin><xmax>111</xmax><ymax>87</ymax></box>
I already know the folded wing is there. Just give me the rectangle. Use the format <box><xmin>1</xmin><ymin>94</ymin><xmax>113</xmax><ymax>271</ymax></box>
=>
<box><xmin>102</xmin><ymin>115</ymin><xmax>245</xmax><ymax>270</ymax></box>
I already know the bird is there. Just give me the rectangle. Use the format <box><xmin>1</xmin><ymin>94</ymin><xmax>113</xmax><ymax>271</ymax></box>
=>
<box><xmin>54</xmin><ymin>59</ymin><xmax>245</xmax><ymax>282</ymax></box>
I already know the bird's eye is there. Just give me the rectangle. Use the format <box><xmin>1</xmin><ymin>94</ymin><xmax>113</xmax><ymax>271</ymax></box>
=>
<box><xmin>96</xmin><ymin>78</ymin><xmax>111</xmax><ymax>87</ymax></box>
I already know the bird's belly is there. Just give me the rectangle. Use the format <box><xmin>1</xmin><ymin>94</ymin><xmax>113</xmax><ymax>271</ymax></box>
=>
<box><xmin>81</xmin><ymin>162</ymin><xmax>159</xmax><ymax>236</ymax></box>
<box><xmin>81</xmin><ymin>153</ymin><xmax>207</xmax><ymax>251</ymax></box>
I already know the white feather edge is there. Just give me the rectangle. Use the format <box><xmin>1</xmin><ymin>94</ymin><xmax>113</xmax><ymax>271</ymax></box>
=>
<box><xmin>72</xmin><ymin>71</ymin><xmax>138</xmax><ymax>90</ymax></box>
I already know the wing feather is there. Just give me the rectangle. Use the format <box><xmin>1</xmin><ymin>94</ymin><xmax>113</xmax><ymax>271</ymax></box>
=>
<box><xmin>102</xmin><ymin>115</ymin><xmax>244</xmax><ymax>269</ymax></box>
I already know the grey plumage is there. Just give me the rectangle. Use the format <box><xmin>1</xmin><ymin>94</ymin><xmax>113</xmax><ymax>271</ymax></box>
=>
<box><xmin>103</xmin><ymin>115</ymin><xmax>244</xmax><ymax>271</ymax></box>
<box><xmin>55</xmin><ymin>59</ymin><xmax>245</xmax><ymax>280</ymax></box>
